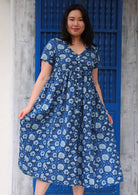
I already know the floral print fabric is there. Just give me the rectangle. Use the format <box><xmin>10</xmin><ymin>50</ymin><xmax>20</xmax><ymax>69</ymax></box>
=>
<box><xmin>18</xmin><ymin>37</ymin><xmax>123</xmax><ymax>189</ymax></box>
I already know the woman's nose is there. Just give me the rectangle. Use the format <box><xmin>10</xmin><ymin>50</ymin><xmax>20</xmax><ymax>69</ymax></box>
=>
<box><xmin>74</xmin><ymin>20</ymin><xmax>78</xmax><ymax>25</ymax></box>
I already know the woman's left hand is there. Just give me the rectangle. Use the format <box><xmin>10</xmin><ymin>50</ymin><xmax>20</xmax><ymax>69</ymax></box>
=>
<box><xmin>107</xmin><ymin>113</ymin><xmax>113</xmax><ymax>124</ymax></box>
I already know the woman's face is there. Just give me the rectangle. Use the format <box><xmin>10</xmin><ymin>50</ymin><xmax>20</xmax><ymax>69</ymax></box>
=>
<box><xmin>67</xmin><ymin>10</ymin><xmax>85</xmax><ymax>38</ymax></box>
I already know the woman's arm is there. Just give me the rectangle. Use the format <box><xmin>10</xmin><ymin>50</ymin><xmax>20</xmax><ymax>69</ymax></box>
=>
<box><xmin>92</xmin><ymin>68</ymin><xmax>113</xmax><ymax>124</ymax></box>
<box><xmin>27</xmin><ymin>60</ymin><xmax>53</xmax><ymax>109</ymax></box>
<box><xmin>19</xmin><ymin>60</ymin><xmax>53</xmax><ymax>119</ymax></box>
<box><xmin>92</xmin><ymin>68</ymin><xmax>106</xmax><ymax>108</ymax></box>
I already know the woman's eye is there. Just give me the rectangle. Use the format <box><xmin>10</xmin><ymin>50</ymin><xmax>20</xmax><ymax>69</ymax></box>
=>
<box><xmin>68</xmin><ymin>18</ymin><xmax>83</xmax><ymax>21</ymax></box>
<box><xmin>68</xmin><ymin>18</ymin><xmax>73</xmax><ymax>21</ymax></box>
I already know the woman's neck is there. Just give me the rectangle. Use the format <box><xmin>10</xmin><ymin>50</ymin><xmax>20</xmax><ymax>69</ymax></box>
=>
<box><xmin>71</xmin><ymin>36</ymin><xmax>83</xmax><ymax>45</ymax></box>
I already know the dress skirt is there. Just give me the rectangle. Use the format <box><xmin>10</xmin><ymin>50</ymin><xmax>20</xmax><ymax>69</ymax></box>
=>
<box><xmin>18</xmin><ymin>37</ymin><xmax>124</xmax><ymax>189</ymax></box>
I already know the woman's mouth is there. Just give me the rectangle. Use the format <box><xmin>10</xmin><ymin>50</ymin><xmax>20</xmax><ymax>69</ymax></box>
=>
<box><xmin>72</xmin><ymin>28</ymin><xmax>79</xmax><ymax>31</ymax></box>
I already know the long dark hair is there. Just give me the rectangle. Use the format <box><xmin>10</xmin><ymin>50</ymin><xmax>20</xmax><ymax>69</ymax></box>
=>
<box><xmin>60</xmin><ymin>3</ymin><xmax>96</xmax><ymax>49</ymax></box>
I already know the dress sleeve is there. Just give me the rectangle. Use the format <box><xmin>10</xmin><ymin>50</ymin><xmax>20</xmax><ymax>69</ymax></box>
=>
<box><xmin>40</xmin><ymin>38</ymin><xmax>56</xmax><ymax>66</ymax></box>
<box><xmin>93</xmin><ymin>46</ymin><xmax>101</xmax><ymax>69</ymax></box>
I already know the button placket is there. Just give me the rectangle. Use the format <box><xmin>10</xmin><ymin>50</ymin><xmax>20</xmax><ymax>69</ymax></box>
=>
<box><xmin>75</xmin><ymin>55</ymin><xmax>82</xmax><ymax>92</ymax></box>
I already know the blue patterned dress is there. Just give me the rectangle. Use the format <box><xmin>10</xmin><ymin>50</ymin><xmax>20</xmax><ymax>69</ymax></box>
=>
<box><xmin>18</xmin><ymin>37</ymin><xmax>123</xmax><ymax>189</ymax></box>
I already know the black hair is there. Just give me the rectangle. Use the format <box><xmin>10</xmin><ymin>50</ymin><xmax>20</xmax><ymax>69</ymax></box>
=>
<box><xmin>60</xmin><ymin>3</ymin><xmax>96</xmax><ymax>49</ymax></box>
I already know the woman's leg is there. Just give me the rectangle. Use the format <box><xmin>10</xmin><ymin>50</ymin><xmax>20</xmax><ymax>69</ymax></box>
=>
<box><xmin>35</xmin><ymin>179</ymin><xmax>51</xmax><ymax>195</ymax></box>
<box><xmin>72</xmin><ymin>186</ymin><xmax>85</xmax><ymax>195</ymax></box>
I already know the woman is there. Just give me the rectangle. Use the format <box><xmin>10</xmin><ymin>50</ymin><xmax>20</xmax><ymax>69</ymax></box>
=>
<box><xmin>18</xmin><ymin>3</ymin><xmax>123</xmax><ymax>195</ymax></box>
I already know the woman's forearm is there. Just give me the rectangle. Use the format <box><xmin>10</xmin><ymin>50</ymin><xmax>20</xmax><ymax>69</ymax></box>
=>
<box><xmin>27</xmin><ymin>76</ymin><xmax>49</xmax><ymax>109</ymax></box>
<box><xmin>95</xmin><ymin>83</ymin><xmax>106</xmax><ymax>109</ymax></box>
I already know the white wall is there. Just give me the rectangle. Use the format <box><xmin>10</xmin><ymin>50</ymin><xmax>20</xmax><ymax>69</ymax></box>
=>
<box><xmin>0</xmin><ymin>0</ymin><xmax>13</xmax><ymax>194</ymax></box>
<box><xmin>120</xmin><ymin>0</ymin><xmax>138</xmax><ymax>194</ymax></box>
<box><xmin>12</xmin><ymin>0</ymin><xmax>35</xmax><ymax>194</ymax></box>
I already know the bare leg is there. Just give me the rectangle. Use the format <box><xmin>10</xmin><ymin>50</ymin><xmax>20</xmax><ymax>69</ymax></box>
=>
<box><xmin>35</xmin><ymin>179</ymin><xmax>51</xmax><ymax>195</ymax></box>
<box><xmin>72</xmin><ymin>186</ymin><xmax>85</xmax><ymax>195</ymax></box>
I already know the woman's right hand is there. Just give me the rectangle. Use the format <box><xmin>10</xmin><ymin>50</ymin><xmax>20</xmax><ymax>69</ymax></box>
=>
<box><xmin>18</xmin><ymin>106</ymin><xmax>32</xmax><ymax>120</ymax></box>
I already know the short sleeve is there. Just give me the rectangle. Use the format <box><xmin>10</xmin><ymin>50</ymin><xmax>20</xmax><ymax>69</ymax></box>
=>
<box><xmin>40</xmin><ymin>38</ymin><xmax>56</xmax><ymax>66</ymax></box>
<box><xmin>93</xmin><ymin>46</ymin><xmax>101</xmax><ymax>69</ymax></box>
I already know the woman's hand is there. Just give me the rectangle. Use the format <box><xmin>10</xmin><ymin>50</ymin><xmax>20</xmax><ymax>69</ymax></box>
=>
<box><xmin>107</xmin><ymin>113</ymin><xmax>113</xmax><ymax>125</ymax></box>
<box><xmin>18</xmin><ymin>106</ymin><xmax>32</xmax><ymax>120</ymax></box>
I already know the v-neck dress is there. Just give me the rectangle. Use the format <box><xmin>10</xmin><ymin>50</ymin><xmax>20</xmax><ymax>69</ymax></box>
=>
<box><xmin>18</xmin><ymin>37</ymin><xmax>123</xmax><ymax>189</ymax></box>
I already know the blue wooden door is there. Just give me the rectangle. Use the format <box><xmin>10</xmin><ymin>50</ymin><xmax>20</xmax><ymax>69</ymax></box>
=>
<box><xmin>33</xmin><ymin>0</ymin><xmax>122</xmax><ymax>194</ymax></box>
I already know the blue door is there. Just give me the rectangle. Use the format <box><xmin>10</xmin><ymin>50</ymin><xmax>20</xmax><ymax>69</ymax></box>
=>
<box><xmin>33</xmin><ymin>0</ymin><xmax>122</xmax><ymax>194</ymax></box>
